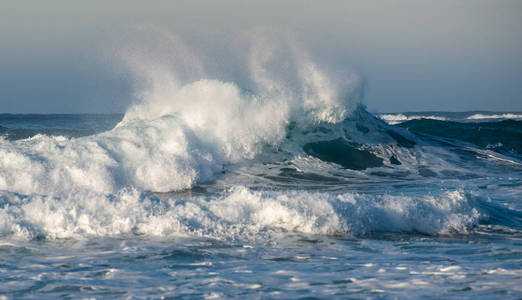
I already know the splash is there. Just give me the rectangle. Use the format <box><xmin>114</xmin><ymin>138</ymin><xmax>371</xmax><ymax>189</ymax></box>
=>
<box><xmin>0</xmin><ymin>29</ymin><xmax>489</xmax><ymax>241</ymax></box>
<box><xmin>0</xmin><ymin>29</ymin><xmax>363</xmax><ymax>195</ymax></box>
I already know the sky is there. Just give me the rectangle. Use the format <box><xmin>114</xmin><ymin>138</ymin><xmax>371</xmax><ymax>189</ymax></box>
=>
<box><xmin>1</xmin><ymin>0</ymin><xmax>521</xmax><ymax>113</ymax></box>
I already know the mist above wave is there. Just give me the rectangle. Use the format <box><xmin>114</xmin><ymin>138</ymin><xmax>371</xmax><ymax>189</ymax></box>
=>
<box><xmin>0</xmin><ymin>29</ymin><xmax>363</xmax><ymax>195</ymax></box>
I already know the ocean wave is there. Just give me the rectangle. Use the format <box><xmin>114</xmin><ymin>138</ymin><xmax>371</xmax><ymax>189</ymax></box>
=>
<box><xmin>0</xmin><ymin>79</ymin><xmax>370</xmax><ymax>196</ymax></box>
<box><xmin>0</xmin><ymin>187</ymin><xmax>481</xmax><ymax>241</ymax></box>
<box><xmin>0</xmin><ymin>32</ymin><xmax>517</xmax><ymax>244</ymax></box>
<box><xmin>467</xmin><ymin>113</ymin><xmax>522</xmax><ymax>120</ymax></box>
<box><xmin>398</xmin><ymin>118</ymin><xmax>522</xmax><ymax>156</ymax></box>
<box><xmin>0</xmin><ymin>32</ymin><xmax>368</xmax><ymax>196</ymax></box>
<box><xmin>379</xmin><ymin>112</ymin><xmax>522</xmax><ymax>125</ymax></box>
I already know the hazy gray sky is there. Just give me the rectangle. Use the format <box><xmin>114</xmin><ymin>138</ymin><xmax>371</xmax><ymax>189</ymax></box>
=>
<box><xmin>1</xmin><ymin>0</ymin><xmax>521</xmax><ymax>113</ymax></box>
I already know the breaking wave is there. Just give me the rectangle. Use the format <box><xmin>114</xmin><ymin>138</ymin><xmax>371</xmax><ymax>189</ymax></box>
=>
<box><xmin>1</xmin><ymin>31</ymin><xmax>518</xmax><ymax>241</ymax></box>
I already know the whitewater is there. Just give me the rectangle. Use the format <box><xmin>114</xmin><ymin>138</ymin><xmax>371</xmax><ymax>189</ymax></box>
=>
<box><xmin>0</xmin><ymin>33</ymin><xmax>521</xmax><ymax>299</ymax></box>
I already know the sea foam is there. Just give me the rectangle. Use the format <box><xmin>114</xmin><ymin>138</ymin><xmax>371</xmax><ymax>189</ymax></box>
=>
<box><xmin>0</xmin><ymin>187</ymin><xmax>480</xmax><ymax>240</ymax></box>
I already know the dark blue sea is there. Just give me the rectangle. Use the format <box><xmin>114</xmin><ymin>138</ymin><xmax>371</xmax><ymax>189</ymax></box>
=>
<box><xmin>1</xmin><ymin>106</ymin><xmax>521</xmax><ymax>299</ymax></box>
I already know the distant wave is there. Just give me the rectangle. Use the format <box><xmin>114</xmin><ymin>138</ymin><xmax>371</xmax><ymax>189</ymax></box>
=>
<box><xmin>467</xmin><ymin>113</ymin><xmax>522</xmax><ymax>120</ymax></box>
<box><xmin>380</xmin><ymin>112</ymin><xmax>522</xmax><ymax>125</ymax></box>
<box><xmin>398</xmin><ymin>118</ymin><xmax>522</xmax><ymax>156</ymax></box>
<box><xmin>379</xmin><ymin>114</ymin><xmax>447</xmax><ymax>125</ymax></box>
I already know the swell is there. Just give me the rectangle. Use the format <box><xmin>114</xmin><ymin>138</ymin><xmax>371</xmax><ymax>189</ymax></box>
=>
<box><xmin>398</xmin><ymin>119</ymin><xmax>522</xmax><ymax>156</ymax></box>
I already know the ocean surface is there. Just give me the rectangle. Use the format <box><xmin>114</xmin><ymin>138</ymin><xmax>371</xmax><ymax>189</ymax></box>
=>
<box><xmin>0</xmin><ymin>105</ymin><xmax>521</xmax><ymax>299</ymax></box>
